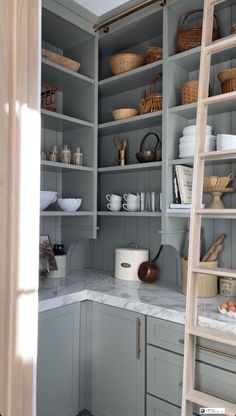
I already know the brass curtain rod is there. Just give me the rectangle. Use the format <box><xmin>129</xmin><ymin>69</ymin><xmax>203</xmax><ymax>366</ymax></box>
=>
<box><xmin>93</xmin><ymin>0</ymin><xmax>165</xmax><ymax>33</ymax></box>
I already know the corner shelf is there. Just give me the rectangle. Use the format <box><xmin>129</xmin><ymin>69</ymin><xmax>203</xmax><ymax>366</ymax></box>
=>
<box><xmin>41</xmin><ymin>160</ymin><xmax>94</xmax><ymax>172</ymax></box>
<box><xmin>40</xmin><ymin>211</ymin><xmax>94</xmax><ymax>217</ymax></box>
<box><xmin>98</xmin><ymin>111</ymin><xmax>162</xmax><ymax>135</ymax></box>
<box><xmin>99</xmin><ymin>60</ymin><xmax>163</xmax><ymax>97</ymax></box>
<box><xmin>41</xmin><ymin>109</ymin><xmax>94</xmax><ymax>131</ymax></box>
<box><xmin>42</xmin><ymin>58</ymin><xmax>94</xmax><ymax>91</ymax></box>
<box><xmin>98</xmin><ymin>161</ymin><xmax>162</xmax><ymax>174</ymax></box>
<box><xmin>167</xmin><ymin>209</ymin><xmax>191</xmax><ymax>218</ymax></box>
<box><xmin>98</xmin><ymin>211</ymin><xmax>162</xmax><ymax>217</ymax></box>
<box><xmin>168</xmin><ymin>158</ymin><xmax>193</xmax><ymax>166</ymax></box>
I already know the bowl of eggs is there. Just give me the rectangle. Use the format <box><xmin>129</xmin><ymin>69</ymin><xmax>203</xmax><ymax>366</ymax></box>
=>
<box><xmin>218</xmin><ymin>300</ymin><xmax>236</xmax><ymax>319</ymax></box>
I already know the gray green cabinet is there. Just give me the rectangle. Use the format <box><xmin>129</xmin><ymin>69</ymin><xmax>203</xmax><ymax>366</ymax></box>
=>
<box><xmin>91</xmin><ymin>303</ymin><xmax>145</xmax><ymax>416</ymax></box>
<box><xmin>146</xmin><ymin>317</ymin><xmax>236</xmax><ymax>412</ymax></box>
<box><xmin>37</xmin><ymin>303</ymin><xmax>80</xmax><ymax>416</ymax></box>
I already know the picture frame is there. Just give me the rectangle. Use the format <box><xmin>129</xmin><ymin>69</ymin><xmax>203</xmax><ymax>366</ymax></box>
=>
<box><xmin>39</xmin><ymin>235</ymin><xmax>58</xmax><ymax>275</ymax></box>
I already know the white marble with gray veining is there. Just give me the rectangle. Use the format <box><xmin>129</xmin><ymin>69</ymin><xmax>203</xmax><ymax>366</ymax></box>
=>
<box><xmin>39</xmin><ymin>269</ymin><xmax>236</xmax><ymax>335</ymax></box>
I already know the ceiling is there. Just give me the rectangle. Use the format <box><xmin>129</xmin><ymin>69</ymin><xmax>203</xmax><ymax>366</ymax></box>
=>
<box><xmin>73</xmin><ymin>0</ymin><xmax>133</xmax><ymax>17</ymax></box>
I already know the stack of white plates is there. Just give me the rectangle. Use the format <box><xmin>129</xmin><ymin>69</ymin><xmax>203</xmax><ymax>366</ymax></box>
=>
<box><xmin>179</xmin><ymin>125</ymin><xmax>216</xmax><ymax>158</ymax></box>
<box><xmin>217</xmin><ymin>134</ymin><xmax>236</xmax><ymax>151</ymax></box>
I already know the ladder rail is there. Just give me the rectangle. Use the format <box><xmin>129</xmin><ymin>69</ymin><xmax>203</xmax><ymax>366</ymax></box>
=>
<box><xmin>180</xmin><ymin>0</ymin><xmax>236</xmax><ymax>414</ymax></box>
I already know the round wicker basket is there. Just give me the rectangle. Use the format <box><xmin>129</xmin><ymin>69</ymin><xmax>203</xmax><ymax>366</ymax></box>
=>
<box><xmin>181</xmin><ymin>80</ymin><xmax>199</xmax><ymax>105</ymax></box>
<box><xmin>218</xmin><ymin>68</ymin><xmax>236</xmax><ymax>93</ymax></box>
<box><xmin>109</xmin><ymin>53</ymin><xmax>145</xmax><ymax>75</ymax></box>
<box><xmin>112</xmin><ymin>108</ymin><xmax>138</xmax><ymax>120</ymax></box>
<box><xmin>145</xmin><ymin>47</ymin><xmax>163</xmax><ymax>64</ymax></box>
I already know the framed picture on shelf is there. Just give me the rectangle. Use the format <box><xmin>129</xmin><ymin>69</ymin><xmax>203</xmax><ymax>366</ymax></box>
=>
<box><xmin>39</xmin><ymin>235</ymin><xmax>57</xmax><ymax>276</ymax></box>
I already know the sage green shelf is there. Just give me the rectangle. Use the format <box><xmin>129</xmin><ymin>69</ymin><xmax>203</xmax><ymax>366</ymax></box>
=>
<box><xmin>40</xmin><ymin>211</ymin><xmax>94</xmax><ymax>217</ymax></box>
<box><xmin>41</xmin><ymin>109</ymin><xmax>94</xmax><ymax>131</ymax></box>
<box><xmin>41</xmin><ymin>160</ymin><xmax>94</xmax><ymax>172</ymax></box>
<box><xmin>98</xmin><ymin>161</ymin><xmax>162</xmax><ymax>174</ymax></box>
<box><xmin>98</xmin><ymin>111</ymin><xmax>162</xmax><ymax>135</ymax></box>
<box><xmin>98</xmin><ymin>211</ymin><xmax>162</xmax><ymax>217</ymax></box>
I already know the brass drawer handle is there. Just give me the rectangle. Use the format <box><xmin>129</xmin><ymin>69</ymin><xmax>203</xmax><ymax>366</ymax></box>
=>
<box><xmin>136</xmin><ymin>318</ymin><xmax>141</xmax><ymax>359</ymax></box>
<box><xmin>178</xmin><ymin>339</ymin><xmax>236</xmax><ymax>360</ymax></box>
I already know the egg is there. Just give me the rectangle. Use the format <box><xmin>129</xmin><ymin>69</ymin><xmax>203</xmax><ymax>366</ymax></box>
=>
<box><xmin>227</xmin><ymin>305</ymin><xmax>236</xmax><ymax>312</ymax></box>
<box><xmin>219</xmin><ymin>302</ymin><xmax>228</xmax><ymax>310</ymax></box>
<box><xmin>227</xmin><ymin>300</ymin><xmax>235</xmax><ymax>307</ymax></box>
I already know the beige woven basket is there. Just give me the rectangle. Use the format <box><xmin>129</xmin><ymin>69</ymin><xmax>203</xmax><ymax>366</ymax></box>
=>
<box><xmin>177</xmin><ymin>9</ymin><xmax>220</xmax><ymax>53</ymax></box>
<box><xmin>112</xmin><ymin>108</ymin><xmax>138</xmax><ymax>120</ymax></box>
<box><xmin>181</xmin><ymin>80</ymin><xmax>199</xmax><ymax>104</ymax></box>
<box><xmin>145</xmin><ymin>47</ymin><xmax>163</xmax><ymax>64</ymax></box>
<box><xmin>42</xmin><ymin>48</ymin><xmax>80</xmax><ymax>72</ymax></box>
<box><xmin>140</xmin><ymin>76</ymin><xmax>162</xmax><ymax>114</ymax></box>
<box><xmin>218</xmin><ymin>67</ymin><xmax>236</xmax><ymax>93</ymax></box>
<box><xmin>109</xmin><ymin>53</ymin><xmax>145</xmax><ymax>75</ymax></box>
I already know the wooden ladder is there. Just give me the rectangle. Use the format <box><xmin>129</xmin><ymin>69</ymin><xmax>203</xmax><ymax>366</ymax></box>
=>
<box><xmin>181</xmin><ymin>0</ymin><xmax>236</xmax><ymax>415</ymax></box>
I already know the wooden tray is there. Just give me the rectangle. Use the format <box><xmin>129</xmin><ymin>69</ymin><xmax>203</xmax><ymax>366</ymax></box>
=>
<box><xmin>42</xmin><ymin>48</ymin><xmax>80</xmax><ymax>72</ymax></box>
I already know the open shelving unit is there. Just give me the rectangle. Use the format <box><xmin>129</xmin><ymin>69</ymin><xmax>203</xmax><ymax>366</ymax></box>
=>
<box><xmin>40</xmin><ymin>1</ymin><xmax>98</xmax><ymax>247</ymax></box>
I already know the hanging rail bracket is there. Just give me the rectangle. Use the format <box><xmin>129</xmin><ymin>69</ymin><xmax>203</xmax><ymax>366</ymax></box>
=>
<box><xmin>93</xmin><ymin>0</ymin><xmax>166</xmax><ymax>33</ymax></box>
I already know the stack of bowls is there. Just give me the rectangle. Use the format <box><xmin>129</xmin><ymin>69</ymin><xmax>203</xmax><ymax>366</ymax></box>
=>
<box><xmin>178</xmin><ymin>125</ymin><xmax>216</xmax><ymax>158</ymax></box>
<box><xmin>217</xmin><ymin>134</ymin><xmax>236</xmax><ymax>151</ymax></box>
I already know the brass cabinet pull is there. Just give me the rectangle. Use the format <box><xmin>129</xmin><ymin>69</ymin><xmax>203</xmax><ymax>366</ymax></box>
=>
<box><xmin>178</xmin><ymin>338</ymin><xmax>236</xmax><ymax>360</ymax></box>
<box><xmin>136</xmin><ymin>318</ymin><xmax>141</xmax><ymax>359</ymax></box>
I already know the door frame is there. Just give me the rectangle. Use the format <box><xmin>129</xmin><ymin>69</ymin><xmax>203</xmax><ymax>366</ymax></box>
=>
<box><xmin>0</xmin><ymin>1</ymin><xmax>41</xmax><ymax>415</ymax></box>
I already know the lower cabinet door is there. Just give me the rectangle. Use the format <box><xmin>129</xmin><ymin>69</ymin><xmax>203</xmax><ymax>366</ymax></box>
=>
<box><xmin>37</xmin><ymin>303</ymin><xmax>80</xmax><ymax>416</ymax></box>
<box><xmin>91</xmin><ymin>303</ymin><xmax>145</xmax><ymax>416</ymax></box>
<box><xmin>147</xmin><ymin>395</ymin><xmax>181</xmax><ymax>416</ymax></box>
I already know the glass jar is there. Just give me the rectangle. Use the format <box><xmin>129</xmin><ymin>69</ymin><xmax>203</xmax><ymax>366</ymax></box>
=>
<box><xmin>49</xmin><ymin>145</ymin><xmax>59</xmax><ymax>162</ymax></box>
<box><xmin>73</xmin><ymin>147</ymin><xmax>83</xmax><ymax>165</ymax></box>
<box><xmin>61</xmin><ymin>145</ymin><xmax>71</xmax><ymax>164</ymax></box>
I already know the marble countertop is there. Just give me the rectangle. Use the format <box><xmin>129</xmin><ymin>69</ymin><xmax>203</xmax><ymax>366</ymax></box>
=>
<box><xmin>39</xmin><ymin>269</ymin><xmax>236</xmax><ymax>335</ymax></box>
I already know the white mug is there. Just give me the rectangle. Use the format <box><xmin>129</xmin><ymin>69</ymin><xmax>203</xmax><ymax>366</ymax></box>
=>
<box><xmin>122</xmin><ymin>202</ymin><xmax>138</xmax><ymax>212</ymax></box>
<box><xmin>106</xmin><ymin>194</ymin><xmax>122</xmax><ymax>202</ymax></box>
<box><xmin>107</xmin><ymin>203</ymin><xmax>121</xmax><ymax>212</ymax></box>
<box><xmin>123</xmin><ymin>193</ymin><xmax>138</xmax><ymax>202</ymax></box>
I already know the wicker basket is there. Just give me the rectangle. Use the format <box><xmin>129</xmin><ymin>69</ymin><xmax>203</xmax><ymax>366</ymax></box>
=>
<box><xmin>109</xmin><ymin>53</ymin><xmax>145</xmax><ymax>75</ymax></box>
<box><xmin>145</xmin><ymin>47</ymin><xmax>163</xmax><ymax>64</ymax></box>
<box><xmin>218</xmin><ymin>68</ymin><xmax>236</xmax><ymax>93</ymax></box>
<box><xmin>230</xmin><ymin>24</ymin><xmax>236</xmax><ymax>34</ymax></box>
<box><xmin>42</xmin><ymin>48</ymin><xmax>80</xmax><ymax>72</ymax></box>
<box><xmin>181</xmin><ymin>80</ymin><xmax>199</xmax><ymax>105</ymax></box>
<box><xmin>41</xmin><ymin>83</ymin><xmax>57</xmax><ymax>112</ymax></box>
<box><xmin>140</xmin><ymin>76</ymin><xmax>162</xmax><ymax>114</ymax></box>
<box><xmin>112</xmin><ymin>108</ymin><xmax>138</xmax><ymax>120</ymax></box>
<box><xmin>177</xmin><ymin>9</ymin><xmax>220</xmax><ymax>52</ymax></box>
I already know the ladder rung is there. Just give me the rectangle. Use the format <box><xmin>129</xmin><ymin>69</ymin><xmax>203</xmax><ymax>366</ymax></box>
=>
<box><xmin>205</xmin><ymin>35</ymin><xmax>236</xmax><ymax>56</ymax></box>
<box><xmin>193</xmin><ymin>266</ymin><xmax>236</xmax><ymax>278</ymax></box>
<box><xmin>202</xmin><ymin>91</ymin><xmax>236</xmax><ymax>107</ymax></box>
<box><xmin>199</xmin><ymin>149</ymin><xmax>236</xmax><ymax>161</ymax></box>
<box><xmin>187</xmin><ymin>326</ymin><xmax>236</xmax><ymax>347</ymax></box>
<box><xmin>185</xmin><ymin>389</ymin><xmax>236</xmax><ymax>416</ymax></box>
<box><xmin>196</xmin><ymin>209</ymin><xmax>236</xmax><ymax>218</ymax></box>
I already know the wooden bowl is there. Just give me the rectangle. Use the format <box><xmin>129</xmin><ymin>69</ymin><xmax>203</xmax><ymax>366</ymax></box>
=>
<box><xmin>112</xmin><ymin>108</ymin><xmax>138</xmax><ymax>120</ymax></box>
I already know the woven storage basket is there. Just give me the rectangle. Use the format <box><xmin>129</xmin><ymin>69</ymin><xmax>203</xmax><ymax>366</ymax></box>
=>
<box><xmin>140</xmin><ymin>76</ymin><xmax>162</xmax><ymax>114</ymax></box>
<box><xmin>177</xmin><ymin>9</ymin><xmax>220</xmax><ymax>52</ymax></box>
<box><xmin>230</xmin><ymin>24</ymin><xmax>236</xmax><ymax>34</ymax></box>
<box><xmin>42</xmin><ymin>48</ymin><xmax>80</xmax><ymax>72</ymax></box>
<box><xmin>218</xmin><ymin>68</ymin><xmax>236</xmax><ymax>93</ymax></box>
<box><xmin>181</xmin><ymin>80</ymin><xmax>199</xmax><ymax>105</ymax></box>
<box><xmin>112</xmin><ymin>108</ymin><xmax>138</xmax><ymax>120</ymax></box>
<box><xmin>41</xmin><ymin>83</ymin><xmax>57</xmax><ymax>112</ymax></box>
<box><xmin>145</xmin><ymin>47</ymin><xmax>163</xmax><ymax>64</ymax></box>
<box><xmin>109</xmin><ymin>53</ymin><xmax>145</xmax><ymax>75</ymax></box>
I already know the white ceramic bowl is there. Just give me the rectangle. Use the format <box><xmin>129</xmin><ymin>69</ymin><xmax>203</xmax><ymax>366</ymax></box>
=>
<box><xmin>57</xmin><ymin>198</ymin><xmax>82</xmax><ymax>211</ymax></box>
<box><xmin>40</xmin><ymin>191</ymin><xmax>57</xmax><ymax>210</ymax></box>
<box><xmin>217</xmin><ymin>134</ymin><xmax>236</xmax><ymax>150</ymax></box>
<box><xmin>179</xmin><ymin>135</ymin><xmax>216</xmax><ymax>144</ymax></box>
<box><xmin>183</xmin><ymin>125</ymin><xmax>212</xmax><ymax>136</ymax></box>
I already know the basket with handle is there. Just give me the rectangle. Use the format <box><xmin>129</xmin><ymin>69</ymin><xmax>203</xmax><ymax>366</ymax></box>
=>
<box><xmin>177</xmin><ymin>9</ymin><xmax>220</xmax><ymax>52</ymax></box>
<box><xmin>218</xmin><ymin>67</ymin><xmax>236</xmax><ymax>93</ymax></box>
<box><xmin>140</xmin><ymin>75</ymin><xmax>162</xmax><ymax>114</ymax></box>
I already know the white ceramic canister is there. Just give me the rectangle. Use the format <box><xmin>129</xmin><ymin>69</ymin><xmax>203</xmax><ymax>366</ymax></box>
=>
<box><xmin>115</xmin><ymin>246</ymin><xmax>149</xmax><ymax>281</ymax></box>
<box><xmin>219</xmin><ymin>277</ymin><xmax>236</xmax><ymax>296</ymax></box>
<box><xmin>48</xmin><ymin>255</ymin><xmax>67</xmax><ymax>279</ymax></box>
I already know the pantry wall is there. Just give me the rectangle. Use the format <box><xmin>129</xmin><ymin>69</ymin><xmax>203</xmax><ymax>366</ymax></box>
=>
<box><xmin>41</xmin><ymin>0</ymin><xmax>236</xmax><ymax>285</ymax></box>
